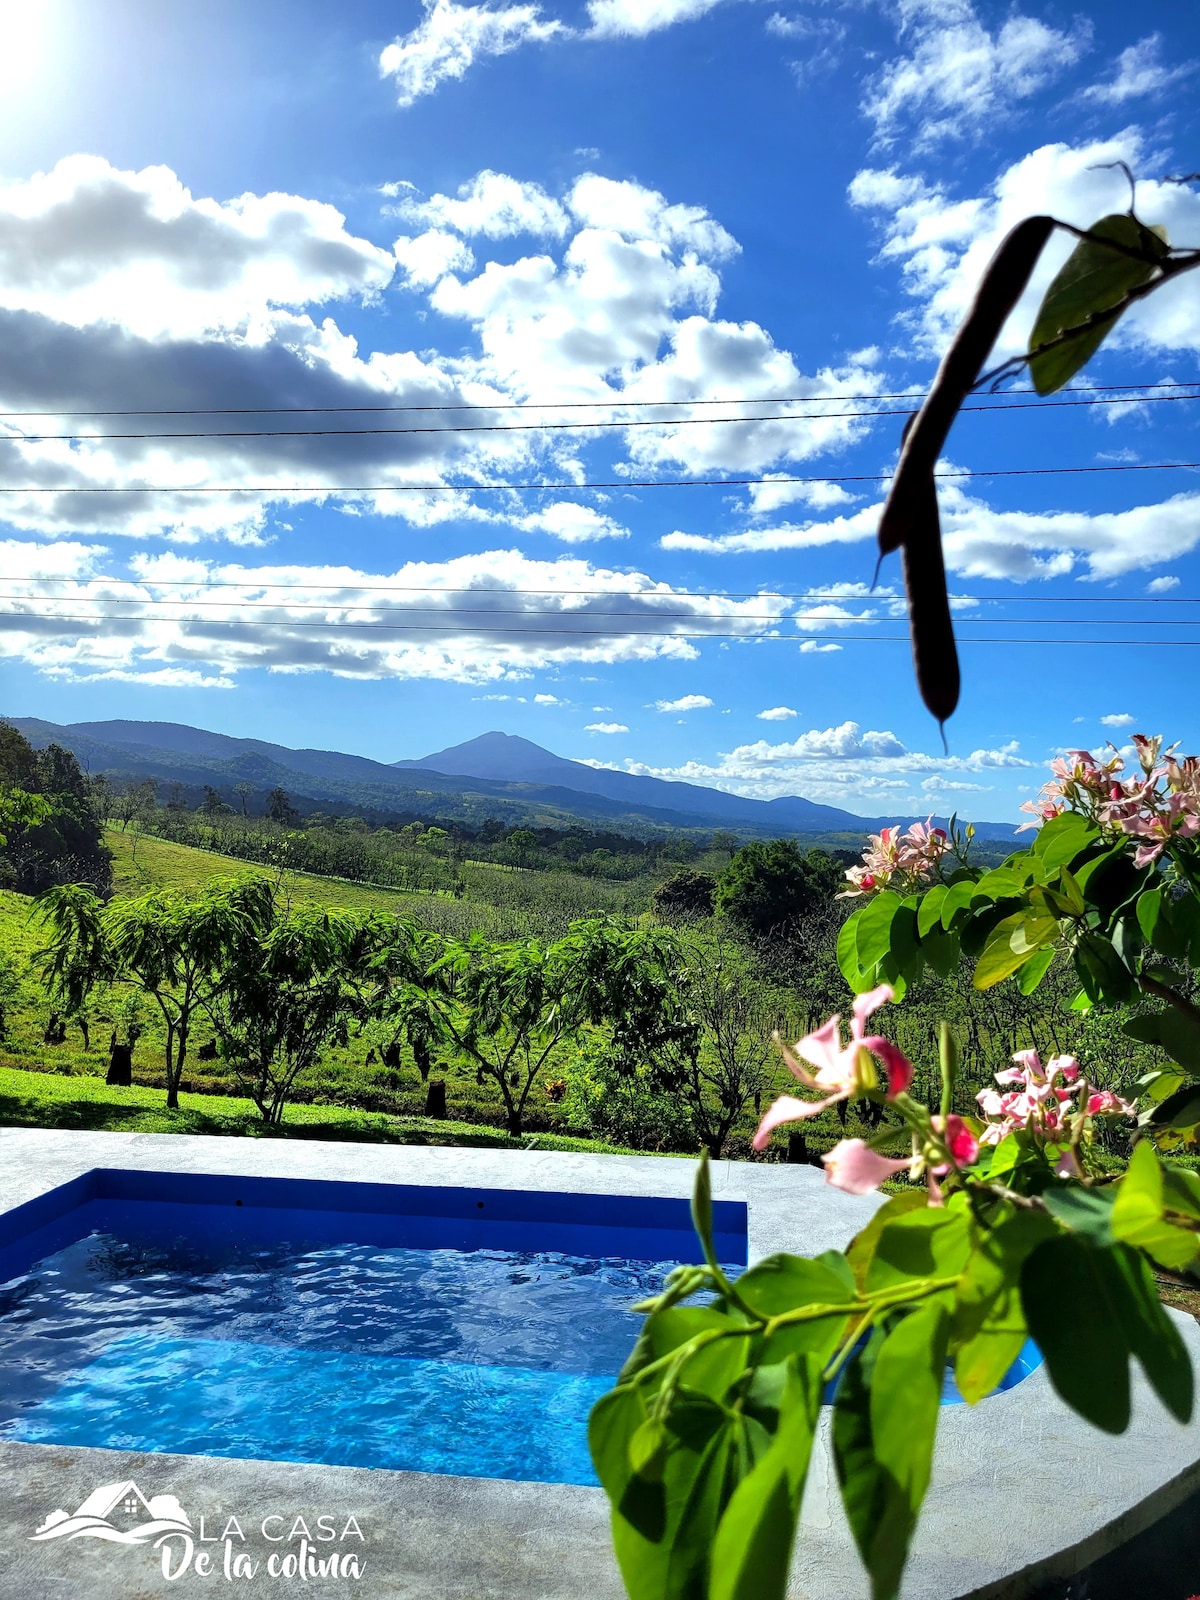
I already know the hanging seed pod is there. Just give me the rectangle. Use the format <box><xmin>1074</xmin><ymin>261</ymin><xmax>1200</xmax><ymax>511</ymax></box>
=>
<box><xmin>877</xmin><ymin>215</ymin><xmax>1055</xmax><ymax>726</ymax></box>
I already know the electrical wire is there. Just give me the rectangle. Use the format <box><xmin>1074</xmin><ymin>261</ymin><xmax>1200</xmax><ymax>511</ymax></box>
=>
<box><xmin>1</xmin><ymin>462</ymin><xmax>1198</xmax><ymax>494</ymax></box>
<box><xmin>1</xmin><ymin>392</ymin><xmax>1196</xmax><ymax>444</ymax></box>
<box><xmin>0</xmin><ymin>378</ymin><xmax>1195</xmax><ymax>419</ymax></box>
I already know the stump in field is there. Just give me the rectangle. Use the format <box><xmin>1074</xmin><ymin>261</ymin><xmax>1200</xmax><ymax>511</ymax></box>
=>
<box><xmin>424</xmin><ymin>1079</ymin><xmax>447</xmax><ymax>1119</ymax></box>
<box><xmin>106</xmin><ymin>1044</ymin><xmax>133</xmax><ymax>1086</ymax></box>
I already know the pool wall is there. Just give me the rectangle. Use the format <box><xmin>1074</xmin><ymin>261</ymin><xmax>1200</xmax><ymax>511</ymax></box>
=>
<box><xmin>0</xmin><ymin>1127</ymin><xmax>1197</xmax><ymax>1600</ymax></box>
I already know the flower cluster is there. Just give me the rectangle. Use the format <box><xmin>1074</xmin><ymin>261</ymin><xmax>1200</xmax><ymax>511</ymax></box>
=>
<box><xmin>1021</xmin><ymin>733</ymin><xmax>1200</xmax><ymax>868</ymax></box>
<box><xmin>976</xmin><ymin>1048</ymin><xmax>1135</xmax><ymax>1174</ymax></box>
<box><xmin>841</xmin><ymin>818</ymin><xmax>950</xmax><ymax>896</ymax></box>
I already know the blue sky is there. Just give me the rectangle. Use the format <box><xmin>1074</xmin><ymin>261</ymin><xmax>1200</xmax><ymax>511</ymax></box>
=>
<box><xmin>0</xmin><ymin>0</ymin><xmax>1198</xmax><ymax>823</ymax></box>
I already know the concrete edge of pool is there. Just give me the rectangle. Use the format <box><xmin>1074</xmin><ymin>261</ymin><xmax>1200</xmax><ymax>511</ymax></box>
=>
<box><xmin>0</xmin><ymin>1126</ymin><xmax>1195</xmax><ymax>1600</ymax></box>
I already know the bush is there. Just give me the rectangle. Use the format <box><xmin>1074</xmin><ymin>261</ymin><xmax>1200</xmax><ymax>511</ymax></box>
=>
<box><xmin>652</xmin><ymin>869</ymin><xmax>716</xmax><ymax>923</ymax></box>
<box><xmin>565</xmin><ymin>1039</ymin><xmax>695</xmax><ymax>1152</ymax></box>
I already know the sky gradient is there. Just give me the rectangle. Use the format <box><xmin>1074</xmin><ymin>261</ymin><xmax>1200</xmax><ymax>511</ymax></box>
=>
<box><xmin>0</xmin><ymin>0</ymin><xmax>1198</xmax><ymax>823</ymax></box>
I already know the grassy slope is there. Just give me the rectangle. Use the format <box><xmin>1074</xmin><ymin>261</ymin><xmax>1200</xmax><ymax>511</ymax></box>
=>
<box><xmin>0</xmin><ymin>1062</ymin><xmax>648</xmax><ymax>1154</ymax></box>
<box><xmin>106</xmin><ymin>827</ymin><xmax>418</xmax><ymax>914</ymax></box>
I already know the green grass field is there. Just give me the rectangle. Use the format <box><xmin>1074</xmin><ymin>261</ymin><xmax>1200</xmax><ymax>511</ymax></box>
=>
<box><xmin>0</xmin><ymin>1062</ymin><xmax>653</xmax><ymax>1155</ymax></box>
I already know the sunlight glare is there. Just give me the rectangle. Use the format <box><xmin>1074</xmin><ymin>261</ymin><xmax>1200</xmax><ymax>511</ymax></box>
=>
<box><xmin>0</xmin><ymin>0</ymin><xmax>50</xmax><ymax>95</ymax></box>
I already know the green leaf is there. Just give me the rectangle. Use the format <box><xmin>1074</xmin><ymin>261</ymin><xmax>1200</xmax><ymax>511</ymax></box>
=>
<box><xmin>837</xmin><ymin>913</ymin><xmax>872</xmax><ymax>993</ymax></box>
<box><xmin>1106</xmin><ymin>1242</ymin><xmax>1193</xmax><ymax>1424</ymax></box>
<box><xmin>1146</xmin><ymin>1083</ymin><xmax>1200</xmax><ymax>1132</ymax></box>
<box><xmin>834</xmin><ymin>1307</ymin><xmax>949</xmax><ymax>1600</ymax></box>
<box><xmin>1032</xmin><ymin>811</ymin><xmax>1098</xmax><ymax>873</ymax></box>
<box><xmin>1021</xmin><ymin>1235</ymin><xmax>1131</xmax><ymax>1433</ymax></box>
<box><xmin>856</xmin><ymin>892</ymin><xmax>902</xmax><ymax>973</ymax></box>
<box><xmin>737</xmin><ymin>1255</ymin><xmax>855</xmax><ymax>1367</ymax></box>
<box><xmin>1029</xmin><ymin>213</ymin><xmax>1170</xmax><ymax>394</ymax></box>
<box><xmin>1042</xmin><ymin>1185</ymin><xmax>1116</xmax><ymax>1245</ymax></box>
<box><xmin>886</xmin><ymin>903</ymin><xmax>920</xmax><ymax>982</ymax></box>
<box><xmin>939</xmin><ymin>879</ymin><xmax>979</xmax><ymax>929</ymax></box>
<box><xmin>1136</xmin><ymin>889</ymin><xmax>1189</xmax><ymax>960</ymax></box>
<box><xmin>916</xmin><ymin>884</ymin><xmax>948</xmax><ymax>939</ymax></box>
<box><xmin>692</xmin><ymin>1152</ymin><xmax>716</xmax><ymax>1270</ymax></box>
<box><xmin>865</xmin><ymin>1208</ymin><xmax>973</xmax><ymax>1295</ymax></box>
<box><xmin>665</xmin><ymin>1423</ymin><xmax>735</xmax><ymax>1600</ymax></box>
<box><xmin>708</xmin><ymin>1357</ymin><xmax>823</xmax><ymax>1600</ymax></box>
<box><xmin>1016</xmin><ymin>946</ymin><xmax>1056</xmax><ymax>995</ymax></box>
<box><xmin>973</xmin><ymin>910</ymin><xmax>1058</xmax><ymax>990</ymax></box>
<box><xmin>844</xmin><ymin>1191</ymin><xmax>930</xmax><ymax>1289</ymax></box>
<box><xmin>1112</xmin><ymin>1140</ymin><xmax>1200</xmax><ymax>1274</ymax></box>
<box><xmin>1075</xmin><ymin>931</ymin><xmax>1134</xmax><ymax>1006</ymax></box>
<box><xmin>921</xmin><ymin>926</ymin><xmax>960</xmax><ymax>979</ymax></box>
<box><xmin>1124</xmin><ymin>1009</ymin><xmax>1200</xmax><ymax>1074</ymax></box>
<box><xmin>953</xmin><ymin>1209</ymin><xmax>1055</xmax><ymax>1403</ymax></box>
<box><xmin>645</xmin><ymin>1308</ymin><xmax>750</xmax><ymax>1401</ymax></box>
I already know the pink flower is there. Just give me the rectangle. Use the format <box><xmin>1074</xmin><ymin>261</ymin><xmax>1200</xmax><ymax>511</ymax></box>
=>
<box><xmin>931</xmin><ymin>1113</ymin><xmax>979</xmax><ymax>1173</ymax></box>
<box><xmin>822</xmin><ymin>1139</ymin><xmax>913</xmax><ymax>1196</ymax></box>
<box><xmin>1086</xmin><ymin>1090</ymin><xmax>1136</xmax><ymax>1117</ymax></box>
<box><xmin>752</xmin><ymin>986</ymin><xmax>913</xmax><ymax>1151</ymax></box>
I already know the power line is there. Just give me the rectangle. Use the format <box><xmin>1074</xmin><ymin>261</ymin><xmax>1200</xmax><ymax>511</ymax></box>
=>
<box><xmin>2</xmin><ymin>612</ymin><xmax>1199</xmax><ymax>643</ymax></box>
<box><xmin>1</xmin><ymin>462</ymin><xmax>1198</xmax><ymax>494</ymax></box>
<box><xmin>0</xmin><ymin>378</ymin><xmax>1195</xmax><ymax>419</ymax></box>
<box><xmin>2</xmin><ymin>580</ymin><xmax>1196</xmax><ymax>602</ymax></box>
<box><xmin>1</xmin><ymin>393</ymin><xmax>1196</xmax><ymax>445</ymax></box>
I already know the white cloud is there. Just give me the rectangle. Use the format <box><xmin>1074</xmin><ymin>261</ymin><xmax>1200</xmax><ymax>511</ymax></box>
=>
<box><xmin>654</xmin><ymin>694</ymin><xmax>713</xmax><ymax>712</ymax></box>
<box><xmin>849</xmin><ymin>135</ymin><xmax>1200</xmax><ymax>362</ymax></box>
<box><xmin>379</xmin><ymin>0</ymin><xmax>565</xmax><ymax>107</ymax></box>
<box><xmin>1148</xmin><ymin>575</ymin><xmax>1181</xmax><ymax>593</ymax></box>
<box><xmin>1082</xmin><ymin>34</ymin><xmax>1196</xmax><ymax>105</ymax></box>
<box><xmin>862</xmin><ymin>0</ymin><xmax>1089</xmax><ymax>148</ymax></box>
<box><xmin>757</xmin><ymin>705</ymin><xmax>797</xmax><ymax>720</ymax></box>
<box><xmin>586</xmin><ymin>0</ymin><xmax>724</xmax><ymax>40</ymax></box>
<box><xmin>0</xmin><ymin>547</ymin><xmax>789</xmax><ymax>687</ymax></box>
<box><xmin>588</xmin><ymin>721</ymin><xmax>1031</xmax><ymax>805</ymax></box>
<box><xmin>392</xmin><ymin>229</ymin><xmax>475</xmax><ymax>288</ymax></box>
<box><xmin>534</xmin><ymin>692</ymin><xmax>561</xmax><ymax>704</ymax></box>
<box><xmin>0</xmin><ymin>155</ymin><xmax>395</xmax><ymax>340</ymax></box>
<box><xmin>799</xmin><ymin>640</ymin><xmax>842</xmax><ymax>653</ymax></box>
<box><xmin>516</xmin><ymin>503</ymin><xmax>629</xmax><ymax>542</ymax></box>
<box><xmin>747</xmin><ymin>475</ymin><xmax>859</xmax><ymax>515</ymax></box>
<box><xmin>391</xmin><ymin>171</ymin><xmax>569</xmax><ymax>239</ymax></box>
<box><xmin>1100</xmin><ymin>713</ymin><xmax>1136</xmax><ymax>728</ymax></box>
<box><xmin>665</xmin><ymin>476</ymin><xmax>1200</xmax><ymax>583</ymax></box>
<box><xmin>586</xmin><ymin>721</ymin><xmax>628</xmax><ymax>733</ymax></box>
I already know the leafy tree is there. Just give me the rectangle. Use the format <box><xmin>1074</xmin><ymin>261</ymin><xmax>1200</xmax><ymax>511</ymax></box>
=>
<box><xmin>424</xmin><ymin>917</ymin><xmax>688</xmax><ymax>1136</ymax></box>
<box><xmin>716</xmin><ymin>840</ymin><xmax>840</xmax><ymax>941</ymax></box>
<box><xmin>0</xmin><ymin>952</ymin><xmax>21</xmax><ymax>1041</ymax></box>
<box><xmin>266</xmin><ymin>787</ymin><xmax>298</xmax><ymax>825</ymax></box>
<box><xmin>211</xmin><ymin>902</ymin><xmax>360</xmax><ymax>1124</ymax></box>
<box><xmin>199</xmin><ymin>785</ymin><xmax>231</xmax><ymax>818</ymax></box>
<box><xmin>651</xmin><ymin>869</ymin><xmax>716</xmax><ymax>923</ymax></box>
<box><xmin>36</xmin><ymin>876</ymin><xmax>273</xmax><ymax>1109</ymax></box>
<box><xmin>0</xmin><ymin>730</ymin><xmax>109</xmax><ymax>894</ymax></box>
<box><xmin>234</xmin><ymin>781</ymin><xmax>254</xmax><ymax>817</ymax></box>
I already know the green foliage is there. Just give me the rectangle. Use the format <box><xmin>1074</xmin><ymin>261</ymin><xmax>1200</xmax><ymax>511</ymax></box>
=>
<box><xmin>652</xmin><ymin>870</ymin><xmax>717</xmax><ymax>924</ymax></box>
<box><xmin>592</xmin><ymin>1141</ymin><xmax>1200</xmax><ymax>1600</ymax></box>
<box><xmin>716</xmin><ymin>842</ymin><xmax>841</xmax><ymax>942</ymax></box>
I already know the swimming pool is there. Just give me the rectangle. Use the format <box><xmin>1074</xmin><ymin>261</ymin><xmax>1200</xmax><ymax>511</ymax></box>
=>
<box><xmin>0</xmin><ymin>1166</ymin><xmax>1040</xmax><ymax>1488</ymax></box>
<box><xmin>0</xmin><ymin>1166</ymin><xmax>748</xmax><ymax>1487</ymax></box>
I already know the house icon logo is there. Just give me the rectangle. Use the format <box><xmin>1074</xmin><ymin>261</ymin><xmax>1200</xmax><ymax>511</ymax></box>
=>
<box><xmin>31</xmin><ymin>1478</ymin><xmax>192</xmax><ymax>1545</ymax></box>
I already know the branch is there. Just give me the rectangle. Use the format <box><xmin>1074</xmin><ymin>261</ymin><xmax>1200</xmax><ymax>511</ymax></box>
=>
<box><xmin>1138</xmin><ymin>973</ymin><xmax>1200</xmax><ymax>1027</ymax></box>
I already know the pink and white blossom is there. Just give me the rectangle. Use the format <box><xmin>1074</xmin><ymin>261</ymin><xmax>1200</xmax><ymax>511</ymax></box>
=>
<box><xmin>822</xmin><ymin>1139</ymin><xmax>913</xmax><ymax>1195</ymax></box>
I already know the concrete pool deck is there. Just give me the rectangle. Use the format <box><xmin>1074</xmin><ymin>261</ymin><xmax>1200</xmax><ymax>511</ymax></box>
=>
<box><xmin>0</xmin><ymin>1127</ymin><xmax>1195</xmax><ymax>1599</ymax></box>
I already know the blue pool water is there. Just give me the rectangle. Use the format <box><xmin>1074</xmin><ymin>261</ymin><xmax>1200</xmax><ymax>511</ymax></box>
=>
<box><xmin>0</xmin><ymin>1230</ymin><xmax>678</xmax><ymax>1484</ymax></box>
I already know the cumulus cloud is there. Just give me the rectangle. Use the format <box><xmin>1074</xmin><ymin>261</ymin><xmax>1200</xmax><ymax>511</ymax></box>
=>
<box><xmin>1081</xmin><ymin>34</ymin><xmax>1196</xmax><ymax>105</ymax></box>
<box><xmin>757</xmin><ymin>705</ymin><xmax>797</xmax><ymax>720</ymax></box>
<box><xmin>392</xmin><ymin>229</ymin><xmax>475</xmax><ymax>288</ymax></box>
<box><xmin>378</xmin><ymin>0</ymin><xmax>565</xmax><ymax>107</ymax></box>
<box><xmin>0</xmin><ymin>546</ymin><xmax>791</xmax><ymax>687</ymax></box>
<box><xmin>590</xmin><ymin>720</ymin><xmax>1031</xmax><ymax>806</ymax></box>
<box><xmin>0</xmin><ymin>155</ymin><xmax>394</xmax><ymax>339</ymax></box>
<box><xmin>586</xmin><ymin>721</ymin><xmax>628</xmax><ymax>733</ymax></box>
<box><xmin>849</xmin><ymin>135</ymin><xmax>1200</xmax><ymax>362</ymax></box>
<box><xmin>515</xmin><ymin>503</ymin><xmax>629</xmax><ymax>542</ymax></box>
<box><xmin>862</xmin><ymin>0</ymin><xmax>1089</xmax><ymax>148</ymax></box>
<box><xmin>665</xmin><ymin>476</ymin><xmax>1200</xmax><ymax>583</ymax></box>
<box><xmin>1100</xmin><ymin>712</ymin><xmax>1136</xmax><ymax>727</ymax></box>
<box><xmin>799</xmin><ymin>640</ymin><xmax>842</xmax><ymax>653</ymax></box>
<box><xmin>587</xmin><ymin>0</ymin><xmax>725</xmax><ymax>40</ymax></box>
<box><xmin>1148</xmin><ymin>575</ymin><xmax>1181</xmax><ymax>593</ymax></box>
<box><xmin>390</xmin><ymin>171</ymin><xmax>569</xmax><ymax>239</ymax></box>
<box><xmin>534</xmin><ymin>692</ymin><xmax>561</xmax><ymax>703</ymax></box>
<box><xmin>654</xmin><ymin>694</ymin><xmax>713</xmax><ymax>712</ymax></box>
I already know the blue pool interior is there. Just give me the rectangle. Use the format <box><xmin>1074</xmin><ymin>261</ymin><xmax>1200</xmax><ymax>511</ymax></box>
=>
<box><xmin>0</xmin><ymin>1168</ymin><xmax>1042</xmax><ymax>1484</ymax></box>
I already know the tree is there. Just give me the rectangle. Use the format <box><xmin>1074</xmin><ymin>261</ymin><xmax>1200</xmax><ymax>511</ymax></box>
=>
<box><xmin>506</xmin><ymin>828</ymin><xmax>536</xmax><ymax>868</ymax></box>
<box><xmin>716</xmin><ymin>840</ymin><xmax>840</xmax><ymax>941</ymax></box>
<box><xmin>0</xmin><ymin>730</ymin><xmax>109</xmax><ymax>895</ymax></box>
<box><xmin>36</xmin><ymin>876</ymin><xmax>272</xmax><ymax>1109</ymax></box>
<box><xmin>0</xmin><ymin>952</ymin><xmax>21</xmax><ymax>1041</ymax></box>
<box><xmin>266</xmin><ymin>787</ymin><xmax>298</xmax><ymax>825</ymax></box>
<box><xmin>651</xmin><ymin>869</ymin><xmax>716</xmax><ymax>923</ymax></box>
<box><xmin>234</xmin><ymin>781</ymin><xmax>254</xmax><ymax>817</ymax></box>
<box><xmin>199</xmin><ymin>785</ymin><xmax>231</xmax><ymax>818</ymax></box>
<box><xmin>211</xmin><ymin>903</ymin><xmax>359</xmax><ymax>1124</ymax></box>
<box><xmin>425</xmin><ymin>917</ymin><xmax>688</xmax><ymax>1136</ymax></box>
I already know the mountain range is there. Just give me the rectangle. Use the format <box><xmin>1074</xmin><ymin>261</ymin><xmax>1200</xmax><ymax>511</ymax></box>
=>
<box><xmin>4</xmin><ymin>717</ymin><xmax>1019</xmax><ymax>843</ymax></box>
